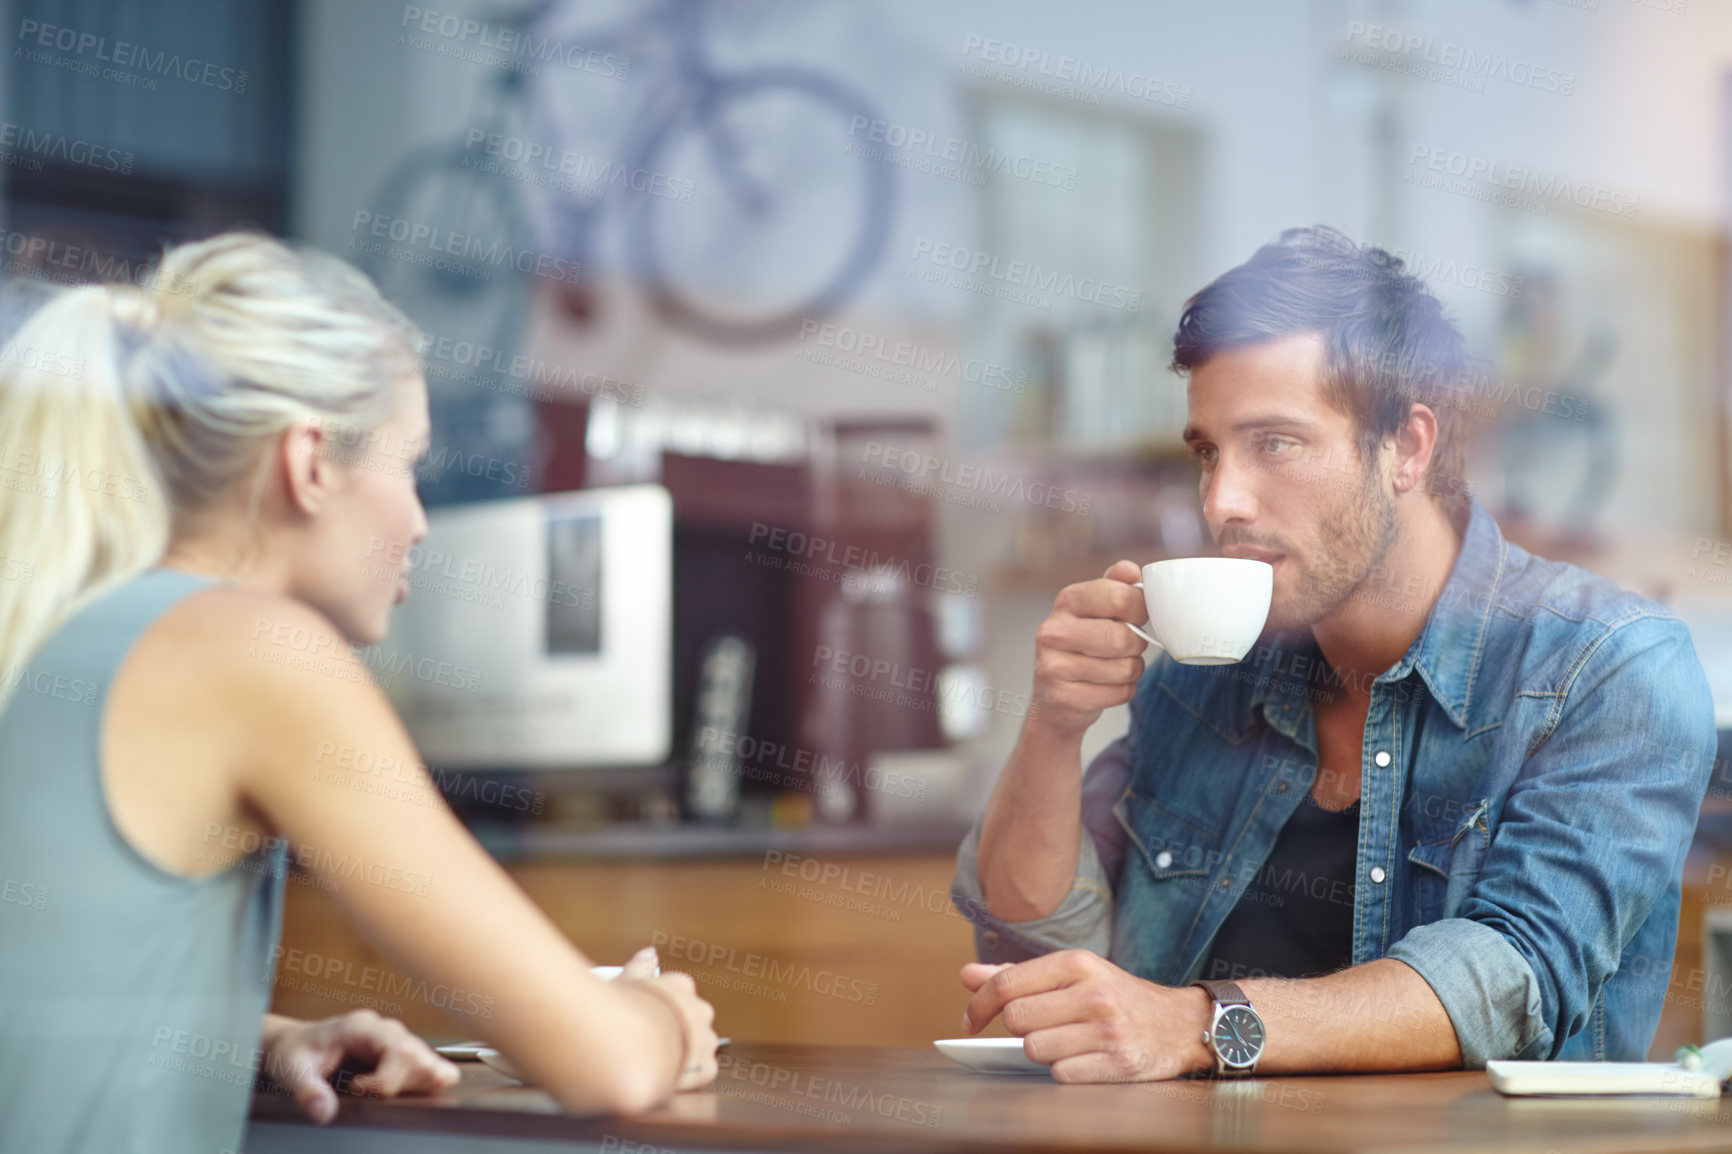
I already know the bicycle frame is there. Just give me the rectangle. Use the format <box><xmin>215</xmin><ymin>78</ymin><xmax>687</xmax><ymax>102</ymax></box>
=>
<box><xmin>482</xmin><ymin>0</ymin><xmax>779</xmax><ymax>266</ymax></box>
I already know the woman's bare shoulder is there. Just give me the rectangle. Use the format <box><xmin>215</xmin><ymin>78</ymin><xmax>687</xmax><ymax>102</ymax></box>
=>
<box><xmin>120</xmin><ymin>584</ymin><xmax>410</xmax><ymax>792</ymax></box>
<box><xmin>131</xmin><ymin>584</ymin><xmax>382</xmax><ymax>715</ymax></box>
<box><xmin>101</xmin><ymin>586</ymin><xmax>399</xmax><ymax>872</ymax></box>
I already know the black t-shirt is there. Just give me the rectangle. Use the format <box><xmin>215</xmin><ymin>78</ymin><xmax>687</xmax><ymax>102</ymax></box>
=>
<box><xmin>1200</xmin><ymin>794</ymin><xmax>1360</xmax><ymax>983</ymax></box>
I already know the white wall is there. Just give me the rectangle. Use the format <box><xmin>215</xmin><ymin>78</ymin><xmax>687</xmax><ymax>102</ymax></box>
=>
<box><xmin>296</xmin><ymin>0</ymin><xmax>1732</xmax><ymax>792</ymax></box>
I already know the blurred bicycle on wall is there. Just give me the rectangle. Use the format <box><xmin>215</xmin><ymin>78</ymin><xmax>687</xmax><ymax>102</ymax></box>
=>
<box><xmin>364</xmin><ymin>0</ymin><xmax>896</xmax><ymax>352</ymax></box>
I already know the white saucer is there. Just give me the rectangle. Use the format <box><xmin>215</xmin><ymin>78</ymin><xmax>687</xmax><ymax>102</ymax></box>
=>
<box><xmin>476</xmin><ymin>1048</ymin><xmax>526</xmax><ymax>1081</ymax></box>
<box><xmin>933</xmin><ymin>1037</ymin><xmax>1048</xmax><ymax>1075</ymax></box>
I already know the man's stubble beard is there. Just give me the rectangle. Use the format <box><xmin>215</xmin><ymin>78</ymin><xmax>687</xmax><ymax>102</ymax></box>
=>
<box><xmin>1263</xmin><ymin>462</ymin><xmax>1400</xmax><ymax>633</ymax></box>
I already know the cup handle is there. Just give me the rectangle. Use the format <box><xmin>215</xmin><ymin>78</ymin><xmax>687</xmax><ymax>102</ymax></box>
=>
<box><xmin>1124</xmin><ymin>581</ymin><xmax>1164</xmax><ymax>650</ymax></box>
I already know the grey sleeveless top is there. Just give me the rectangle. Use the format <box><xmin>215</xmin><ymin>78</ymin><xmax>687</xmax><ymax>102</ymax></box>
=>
<box><xmin>0</xmin><ymin>567</ymin><xmax>287</xmax><ymax>1154</ymax></box>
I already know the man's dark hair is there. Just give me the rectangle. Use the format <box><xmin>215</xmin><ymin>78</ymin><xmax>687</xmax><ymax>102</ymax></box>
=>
<box><xmin>1171</xmin><ymin>225</ymin><xmax>1471</xmax><ymax>503</ymax></box>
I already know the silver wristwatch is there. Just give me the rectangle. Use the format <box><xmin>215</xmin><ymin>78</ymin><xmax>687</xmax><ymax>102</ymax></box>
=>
<box><xmin>1194</xmin><ymin>978</ymin><xmax>1266</xmax><ymax>1076</ymax></box>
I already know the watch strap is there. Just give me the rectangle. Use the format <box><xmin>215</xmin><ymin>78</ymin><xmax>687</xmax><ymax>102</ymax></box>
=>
<box><xmin>1194</xmin><ymin>978</ymin><xmax>1251</xmax><ymax>1008</ymax></box>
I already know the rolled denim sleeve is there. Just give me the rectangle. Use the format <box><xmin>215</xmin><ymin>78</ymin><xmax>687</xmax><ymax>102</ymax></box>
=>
<box><xmin>951</xmin><ymin>735</ymin><xmax>1133</xmax><ymax>963</ymax></box>
<box><xmin>1387</xmin><ymin>614</ymin><xmax>1716</xmax><ymax>1066</ymax></box>
<box><xmin>1384</xmin><ymin>918</ymin><xmax>1547</xmax><ymax>1066</ymax></box>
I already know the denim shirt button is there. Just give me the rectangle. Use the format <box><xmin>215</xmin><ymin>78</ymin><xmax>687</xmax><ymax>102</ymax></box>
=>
<box><xmin>1370</xmin><ymin>866</ymin><xmax>1387</xmax><ymax>884</ymax></box>
<box><xmin>1374</xmin><ymin>750</ymin><xmax>1392</xmax><ymax>768</ymax></box>
<box><xmin>1155</xmin><ymin>851</ymin><xmax>1173</xmax><ymax>869</ymax></box>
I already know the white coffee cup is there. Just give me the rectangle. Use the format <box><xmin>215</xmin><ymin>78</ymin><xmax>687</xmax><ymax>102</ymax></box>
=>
<box><xmin>1125</xmin><ymin>557</ymin><xmax>1273</xmax><ymax>665</ymax></box>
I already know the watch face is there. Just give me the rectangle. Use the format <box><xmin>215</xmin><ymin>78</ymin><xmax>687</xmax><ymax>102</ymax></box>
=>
<box><xmin>1212</xmin><ymin>1005</ymin><xmax>1265</xmax><ymax>1068</ymax></box>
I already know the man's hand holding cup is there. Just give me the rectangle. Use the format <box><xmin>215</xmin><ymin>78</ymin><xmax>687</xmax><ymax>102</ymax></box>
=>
<box><xmin>1029</xmin><ymin>560</ymin><xmax>1151</xmax><ymax>738</ymax></box>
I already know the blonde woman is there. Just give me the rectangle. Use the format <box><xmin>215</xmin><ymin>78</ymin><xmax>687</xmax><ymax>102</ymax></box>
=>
<box><xmin>0</xmin><ymin>233</ymin><xmax>717</xmax><ymax>1154</ymax></box>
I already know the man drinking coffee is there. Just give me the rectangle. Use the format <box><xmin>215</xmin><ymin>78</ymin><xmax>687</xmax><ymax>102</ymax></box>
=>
<box><xmin>951</xmin><ymin>226</ymin><xmax>1717</xmax><ymax>1081</ymax></box>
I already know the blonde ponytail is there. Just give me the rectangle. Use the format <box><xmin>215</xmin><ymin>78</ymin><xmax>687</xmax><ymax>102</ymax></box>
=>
<box><xmin>0</xmin><ymin>286</ymin><xmax>170</xmax><ymax>703</ymax></box>
<box><xmin>0</xmin><ymin>232</ymin><xmax>422</xmax><ymax>711</ymax></box>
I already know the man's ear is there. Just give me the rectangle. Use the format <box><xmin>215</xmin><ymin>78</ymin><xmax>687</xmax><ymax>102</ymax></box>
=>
<box><xmin>279</xmin><ymin>420</ymin><xmax>329</xmax><ymax>517</ymax></box>
<box><xmin>1390</xmin><ymin>403</ymin><xmax>1439</xmax><ymax>496</ymax></box>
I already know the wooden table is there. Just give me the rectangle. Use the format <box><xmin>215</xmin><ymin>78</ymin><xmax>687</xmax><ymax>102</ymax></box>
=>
<box><xmin>243</xmin><ymin>1042</ymin><xmax>1732</xmax><ymax>1153</ymax></box>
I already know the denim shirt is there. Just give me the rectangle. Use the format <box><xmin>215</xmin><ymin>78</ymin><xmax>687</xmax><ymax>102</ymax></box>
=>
<box><xmin>953</xmin><ymin>499</ymin><xmax>1717</xmax><ymax>1065</ymax></box>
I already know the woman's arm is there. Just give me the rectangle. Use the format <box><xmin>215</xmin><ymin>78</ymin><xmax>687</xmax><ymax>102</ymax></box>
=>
<box><xmin>197</xmin><ymin>590</ymin><xmax>713</xmax><ymax>1115</ymax></box>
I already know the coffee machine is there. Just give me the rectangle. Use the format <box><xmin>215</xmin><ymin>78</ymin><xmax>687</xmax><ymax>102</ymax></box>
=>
<box><xmin>538</xmin><ymin>399</ymin><xmax>950</xmax><ymax>824</ymax></box>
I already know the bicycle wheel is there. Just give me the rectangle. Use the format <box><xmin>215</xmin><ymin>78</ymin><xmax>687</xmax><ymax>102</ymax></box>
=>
<box><xmin>359</xmin><ymin>141</ymin><xmax>537</xmax><ymax>372</ymax></box>
<box><xmin>360</xmin><ymin>142</ymin><xmax>543</xmax><ymax>504</ymax></box>
<box><xmin>621</xmin><ymin>67</ymin><xmax>895</xmax><ymax>346</ymax></box>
